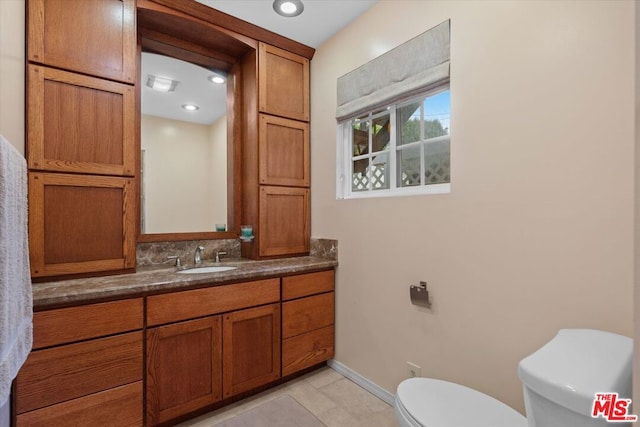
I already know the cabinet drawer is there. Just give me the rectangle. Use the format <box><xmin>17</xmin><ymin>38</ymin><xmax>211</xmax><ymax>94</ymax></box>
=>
<box><xmin>16</xmin><ymin>382</ymin><xmax>143</xmax><ymax>427</ymax></box>
<box><xmin>33</xmin><ymin>298</ymin><xmax>143</xmax><ymax>349</ymax></box>
<box><xmin>15</xmin><ymin>331</ymin><xmax>143</xmax><ymax>414</ymax></box>
<box><xmin>282</xmin><ymin>270</ymin><xmax>334</xmax><ymax>300</ymax></box>
<box><xmin>282</xmin><ymin>292</ymin><xmax>334</xmax><ymax>339</ymax></box>
<box><xmin>282</xmin><ymin>325</ymin><xmax>334</xmax><ymax>377</ymax></box>
<box><xmin>147</xmin><ymin>278</ymin><xmax>280</xmax><ymax>326</ymax></box>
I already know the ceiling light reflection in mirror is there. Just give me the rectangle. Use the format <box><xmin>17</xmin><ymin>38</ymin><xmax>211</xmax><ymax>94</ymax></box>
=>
<box><xmin>141</xmin><ymin>52</ymin><xmax>228</xmax><ymax>234</ymax></box>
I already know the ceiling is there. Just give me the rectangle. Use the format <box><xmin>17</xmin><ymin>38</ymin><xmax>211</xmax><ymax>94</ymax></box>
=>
<box><xmin>141</xmin><ymin>0</ymin><xmax>378</xmax><ymax>125</ymax></box>
<box><xmin>195</xmin><ymin>0</ymin><xmax>378</xmax><ymax>48</ymax></box>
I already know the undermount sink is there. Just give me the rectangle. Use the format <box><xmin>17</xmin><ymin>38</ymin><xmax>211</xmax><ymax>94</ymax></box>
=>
<box><xmin>176</xmin><ymin>266</ymin><xmax>238</xmax><ymax>274</ymax></box>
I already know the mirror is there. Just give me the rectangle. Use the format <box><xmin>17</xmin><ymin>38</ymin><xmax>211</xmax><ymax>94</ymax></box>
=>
<box><xmin>140</xmin><ymin>52</ymin><xmax>228</xmax><ymax>234</ymax></box>
<box><xmin>136</xmin><ymin>3</ymin><xmax>254</xmax><ymax>242</ymax></box>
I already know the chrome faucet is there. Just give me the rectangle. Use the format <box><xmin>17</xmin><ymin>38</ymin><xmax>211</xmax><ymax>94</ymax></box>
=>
<box><xmin>215</xmin><ymin>251</ymin><xmax>227</xmax><ymax>263</ymax></box>
<box><xmin>194</xmin><ymin>246</ymin><xmax>205</xmax><ymax>265</ymax></box>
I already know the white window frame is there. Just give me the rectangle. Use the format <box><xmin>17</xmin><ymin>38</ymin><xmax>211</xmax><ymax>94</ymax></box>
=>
<box><xmin>336</xmin><ymin>84</ymin><xmax>451</xmax><ymax>200</ymax></box>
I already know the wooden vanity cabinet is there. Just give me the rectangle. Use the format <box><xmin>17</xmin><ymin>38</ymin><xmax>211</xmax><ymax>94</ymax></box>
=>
<box><xmin>14</xmin><ymin>298</ymin><xmax>144</xmax><ymax>427</ymax></box>
<box><xmin>282</xmin><ymin>270</ymin><xmax>335</xmax><ymax>376</ymax></box>
<box><xmin>145</xmin><ymin>279</ymin><xmax>280</xmax><ymax>424</ymax></box>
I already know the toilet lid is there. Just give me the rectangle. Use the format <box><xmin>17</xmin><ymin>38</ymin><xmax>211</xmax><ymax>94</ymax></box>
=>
<box><xmin>396</xmin><ymin>378</ymin><xmax>527</xmax><ymax>427</ymax></box>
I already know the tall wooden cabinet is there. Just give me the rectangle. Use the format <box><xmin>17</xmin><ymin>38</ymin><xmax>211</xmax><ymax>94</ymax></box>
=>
<box><xmin>242</xmin><ymin>43</ymin><xmax>311</xmax><ymax>259</ymax></box>
<box><xmin>26</xmin><ymin>0</ymin><xmax>137</xmax><ymax>278</ymax></box>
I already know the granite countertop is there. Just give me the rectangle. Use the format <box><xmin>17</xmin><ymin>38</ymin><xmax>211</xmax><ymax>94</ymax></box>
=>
<box><xmin>32</xmin><ymin>256</ymin><xmax>338</xmax><ymax>309</ymax></box>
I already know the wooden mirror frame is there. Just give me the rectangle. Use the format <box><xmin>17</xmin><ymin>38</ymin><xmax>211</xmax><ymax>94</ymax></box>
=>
<box><xmin>135</xmin><ymin>0</ymin><xmax>314</xmax><ymax>243</ymax></box>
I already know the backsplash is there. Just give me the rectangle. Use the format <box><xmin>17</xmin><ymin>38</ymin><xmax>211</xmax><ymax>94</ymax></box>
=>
<box><xmin>137</xmin><ymin>238</ymin><xmax>338</xmax><ymax>267</ymax></box>
<box><xmin>136</xmin><ymin>239</ymin><xmax>240</xmax><ymax>267</ymax></box>
<box><xmin>310</xmin><ymin>238</ymin><xmax>338</xmax><ymax>260</ymax></box>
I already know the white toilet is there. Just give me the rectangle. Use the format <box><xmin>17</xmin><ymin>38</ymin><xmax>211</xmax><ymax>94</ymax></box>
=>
<box><xmin>395</xmin><ymin>329</ymin><xmax>633</xmax><ymax>427</ymax></box>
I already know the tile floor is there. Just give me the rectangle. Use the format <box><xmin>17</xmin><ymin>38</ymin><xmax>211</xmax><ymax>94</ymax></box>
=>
<box><xmin>177</xmin><ymin>366</ymin><xmax>397</xmax><ymax>427</ymax></box>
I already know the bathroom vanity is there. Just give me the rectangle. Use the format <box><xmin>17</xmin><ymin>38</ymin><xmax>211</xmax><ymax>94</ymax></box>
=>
<box><xmin>14</xmin><ymin>259</ymin><xmax>336</xmax><ymax>426</ymax></box>
<box><xmin>26</xmin><ymin>0</ymin><xmax>313</xmax><ymax>280</ymax></box>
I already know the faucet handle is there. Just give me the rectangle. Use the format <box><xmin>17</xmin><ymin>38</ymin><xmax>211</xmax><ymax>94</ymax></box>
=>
<box><xmin>167</xmin><ymin>255</ymin><xmax>183</xmax><ymax>269</ymax></box>
<box><xmin>215</xmin><ymin>251</ymin><xmax>228</xmax><ymax>263</ymax></box>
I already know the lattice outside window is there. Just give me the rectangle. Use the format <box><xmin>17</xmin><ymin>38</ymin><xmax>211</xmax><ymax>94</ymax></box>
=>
<box><xmin>337</xmin><ymin>86</ymin><xmax>450</xmax><ymax>199</ymax></box>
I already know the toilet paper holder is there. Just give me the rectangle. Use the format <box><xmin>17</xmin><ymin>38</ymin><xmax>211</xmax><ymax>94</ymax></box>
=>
<box><xmin>410</xmin><ymin>281</ymin><xmax>432</xmax><ymax>308</ymax></box>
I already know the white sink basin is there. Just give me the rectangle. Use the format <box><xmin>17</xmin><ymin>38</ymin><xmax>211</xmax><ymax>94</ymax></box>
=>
<box><xmin>177</xmin><ymin>266</ymin><xmax>237</xmax><ymax>274</ymax></box>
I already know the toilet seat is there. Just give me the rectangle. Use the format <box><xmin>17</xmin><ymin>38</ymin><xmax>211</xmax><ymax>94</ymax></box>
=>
<box><xmin>395</xmin><ymin>378</ymin><xmax>527</xmax><ymax>427</ymax></box>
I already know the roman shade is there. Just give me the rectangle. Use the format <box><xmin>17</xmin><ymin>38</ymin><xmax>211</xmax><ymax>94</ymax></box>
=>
<box><xmin>336</xmin><ymin>20</ymin><xmax>450</xmax><ymax>122</ymax></box>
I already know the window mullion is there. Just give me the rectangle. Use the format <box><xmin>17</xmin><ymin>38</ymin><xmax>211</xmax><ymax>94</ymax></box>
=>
<box><xmin>368</xmin><ymin>113</ymin><xmax>373</xmax><ymax>192</ymax></box>
<box><xmin>390</xmin><ymin>106</ymin><xmax>397</xmax><ymax>191</ymax></box>
<box><xmin>420</xmin><ymin>102</ymin><xmax>425</xmax><ymax>187</ymax></box>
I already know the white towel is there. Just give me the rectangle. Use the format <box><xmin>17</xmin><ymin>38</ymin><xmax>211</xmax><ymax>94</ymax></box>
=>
<box><xmin>0</xmin><ymin>135</ymin><xmax>32</xmax><ymax>407</ymax></box>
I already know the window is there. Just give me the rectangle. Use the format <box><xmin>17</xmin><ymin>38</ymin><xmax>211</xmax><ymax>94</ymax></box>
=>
<box><xmin>337</xmin><ymin>85</ymin><xmax>450</xmax><ymax>198</ymax></box>
<box><xmin>334</xmin><ymin>20</ymin><xmax>450</xmax><ymax>199</ymax></box>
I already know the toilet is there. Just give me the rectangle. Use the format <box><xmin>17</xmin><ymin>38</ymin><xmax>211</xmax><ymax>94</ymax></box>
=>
<box><xmin>395</xmin><ymin>329</ymin><xmax>633</xmax><ymax>427</ymax></box>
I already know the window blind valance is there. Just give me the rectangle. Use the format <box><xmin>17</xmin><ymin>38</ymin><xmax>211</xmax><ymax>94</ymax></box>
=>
<box><xmin>336</xmin><ymin>20</ymin><xmax>450</xmax><ymax>121</ymax></box>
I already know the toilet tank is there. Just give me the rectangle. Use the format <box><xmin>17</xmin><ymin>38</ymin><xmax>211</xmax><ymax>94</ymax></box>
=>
<box><xmin>517</xmin><ymin>329</ymin><xmax>633</xmax><ymax>427</ymax></box>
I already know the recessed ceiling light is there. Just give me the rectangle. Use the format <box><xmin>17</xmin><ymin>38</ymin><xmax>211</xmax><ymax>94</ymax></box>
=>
<box><xmin>208</xmin><ymin>74</ymin><xmax>225</xmax><ymax>84</ymax></box>
<box><xmin>146</xmin><ymin>75</ymin><xmax>178</xmax><ymax>92</ymax></box>
<box><xmin>181</xmin><ymin>104</ymin><xmax>200</xmax><ymax>111</ymax></box>
<box><xmin>273</xmin><ymin>0</ymin><xmax>304</xmax><ymax>17</ymax></box>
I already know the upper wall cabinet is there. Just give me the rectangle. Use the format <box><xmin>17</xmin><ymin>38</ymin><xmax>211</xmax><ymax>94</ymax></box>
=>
<box><xmin>27</xmin><ymin>65</ymin><xmax>136</xmax><ymax>176</ymax></box>
<box><xmin>27</xmin><ymin>0</ymin><xmax>136</xmax><ymax>84</ymax></box>
<box><xmin>258</xmin><ymin>43</ymin><xmax>309</xmax><ymax>122</ymax></box>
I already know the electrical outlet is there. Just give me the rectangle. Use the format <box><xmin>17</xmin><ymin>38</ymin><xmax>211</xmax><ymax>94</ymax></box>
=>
<box><xmin>407</xmin><ymin>362</ymin><xmax>422</xmax><ymax>378</ymax></box>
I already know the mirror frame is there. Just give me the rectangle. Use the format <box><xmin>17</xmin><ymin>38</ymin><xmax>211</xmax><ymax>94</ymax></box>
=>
<box><xmin>136</xmin><ymin>1</ymin><xmax>252</xmax><ymax>242</ymax></box>
<box><xmin>135</xmin><ymin>0</ymin><xmax>315</xmax><ymax>243</ymax></box>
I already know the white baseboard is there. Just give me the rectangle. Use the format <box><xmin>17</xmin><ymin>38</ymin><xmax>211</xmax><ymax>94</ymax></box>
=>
<box><xmin>327</xmin><ymin>359</ymin><xmax>395</xmax><ymax>406</ymax></box>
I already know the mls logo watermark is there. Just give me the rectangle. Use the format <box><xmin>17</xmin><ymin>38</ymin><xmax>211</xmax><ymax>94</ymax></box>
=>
<box><xmin>591</xmin><ymin>393</ymin><xmax>637</xmax><ymax>422</ymax></box>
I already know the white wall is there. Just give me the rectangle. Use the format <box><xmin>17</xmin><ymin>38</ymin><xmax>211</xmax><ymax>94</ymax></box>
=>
<box><xmin>0</xmin><ymin>0</ymin><xmax>25</xmax><ymax>154</ymax></box>
<box><xmin>209</xmin><ymin>115</ymin><xmax>228</xmax><ymax>228</ymax></box>
<box><xmin>311</xmin><ymin>0</ymin><xmax>634</xmax><ymax>412</ymax></box>
<box><xmin>141</xmin><ymin>114</ymin><xmax>227</xmax><ymax>233</ymax></box>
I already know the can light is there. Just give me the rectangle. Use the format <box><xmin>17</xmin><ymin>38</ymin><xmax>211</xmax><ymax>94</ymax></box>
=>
<box><xmin>181</xmin><ymin>104</ymin><xmax>200</xmax><ymax>111</ymax></box>
<box><xmin>273</xmin><ymin>0</ymin><xmax>304</xmax><ymax>17</ymax></box>
<box><xmin>208</xmin><ymin>74</ymin><xmax>225</xmax><ymax>84</ymax></box>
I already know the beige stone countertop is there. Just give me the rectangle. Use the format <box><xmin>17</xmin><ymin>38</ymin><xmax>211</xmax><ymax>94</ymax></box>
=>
<box><xmin>31</xmin><ymin>256</ymin><xmax>338</xmax><ymax>309</ymax></box>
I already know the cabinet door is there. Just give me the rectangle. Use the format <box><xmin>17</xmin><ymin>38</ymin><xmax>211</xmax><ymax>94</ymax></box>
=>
<box><xmin>147</xmin><ymin>316</ymin><xmax>222</xmax><ymax>426</ymax></box>
<box><xmin>259</xmin><ymin>186</ymin><xmax>310</xmax><ymax>257</ymax></box>
<box><xmin>27</xmin><ymin>0</ymin><xmax>136</xmax><ymax>84</ymax></box>
<box><xmin>28</xmin><ymin>172</ymin><xmax>136</xmax><ymax>277</ymax></box>
<box><xmin>27</xmin><ymin>65</ymin><xmax>135</xmax><ymax>176</ymax></box>
<box><xmin>258</xmin><ymin>43</ymin><xmax>309</xmax><ymax>121</ymax></box>
<box><xmin>222</xmin><ymin>304</ymin><xmax>281</xmax><ymax>398</ymax></box>
<box><xmin>259</xmin><ymin>114</ymin><xmax>309</xmax><ymax>187</ymax></box>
